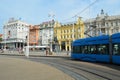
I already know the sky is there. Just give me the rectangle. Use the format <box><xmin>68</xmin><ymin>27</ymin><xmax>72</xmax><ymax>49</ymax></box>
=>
<box><xmin>0</xmin><ymin>0</ymin><xmax>120</xmax><ymax>33</ymax></box>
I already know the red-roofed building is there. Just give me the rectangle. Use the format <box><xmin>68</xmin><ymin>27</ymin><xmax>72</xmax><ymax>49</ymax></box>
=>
<box><xmin>29</xmin><ymin>25</ymin><xmax>40</xmax><ymax>46</ymax></box>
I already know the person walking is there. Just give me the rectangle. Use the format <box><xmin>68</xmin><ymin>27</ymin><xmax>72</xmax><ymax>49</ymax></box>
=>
<box><xmin>46</xmin><ymin>49</ymin><xmax>48</xmax><ymax>56</ymax></box>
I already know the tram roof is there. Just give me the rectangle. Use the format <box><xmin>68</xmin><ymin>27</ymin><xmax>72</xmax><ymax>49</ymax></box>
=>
<box><xmin>73</xmin><ymin>35</ymin><xmax>109</xmax><ymax>45</ymax></box>
<box><xmin>112</xmin><ymin>32</ymin><xmax>120</xmax><ymax>43</ymax></box>
<box><xmin>112</xmin><ymin>32</ymin><xmax>120</xmax><ymax>39</ymax></box>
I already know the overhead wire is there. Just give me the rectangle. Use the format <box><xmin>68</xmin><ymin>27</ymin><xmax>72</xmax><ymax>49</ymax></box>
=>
<box><xmin>61</xmin><ymin>0</ymin><xmax>99</xmax><ymax>22</ymax></box>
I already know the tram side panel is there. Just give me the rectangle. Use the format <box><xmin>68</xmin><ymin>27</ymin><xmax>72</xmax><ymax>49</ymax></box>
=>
<box><xmin>71</xmin><ymin>35</ymin><xmax>110</xmax><ymax>63</ymax></box>
<box><xmin>112</xmin><ymin>33</ymin><xmax>120</xmax><ymax>64</ymax></box>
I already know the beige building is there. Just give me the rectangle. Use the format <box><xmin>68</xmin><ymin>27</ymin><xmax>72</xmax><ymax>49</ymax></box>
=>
<box><xmin>84</xmin><ymin>9</ymin><xmax>120</xmax><ymax>37</ymax></box>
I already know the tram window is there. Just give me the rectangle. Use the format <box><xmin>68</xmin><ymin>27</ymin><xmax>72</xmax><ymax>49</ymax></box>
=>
<box><xmin>81</xmin><ymin>46</ymin><xmax>88</xmax><ymax>53</ymax></box>
<box><xmin>97</xmin><ymin>44</ymin><xmax>109</xmax><ymax>54</ymax></box>
<box><xmin>87</xmin><ymin>46</ymin><xmax>91</xmax><ymax>53</ymax></box>
<box><xmin>113</xmin><ymin>44</ymin><xmax>120</xmax><ymax>55</ymax></box>
<box><xmin>73</xmin><ymin>46</ymin><xmax>81</xmax><ymax>53</ymax></box>
<box><xmin>90</xmin><ymin>45</ymin><xmax>97</xmax><ymax>54</ymax></box>
<box><xmin>72</xmin><ymin>46</ymin><xmax>75</xmax><ymax>53</ymax></box>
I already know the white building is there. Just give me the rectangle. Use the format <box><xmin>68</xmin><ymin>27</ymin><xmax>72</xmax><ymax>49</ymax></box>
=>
<box><xmin>2</xmin><ymin>18</ymin><xmax>29</xmax><ymax>49</ymax></box>
<box><xmin>39</xmin><ymin>20</ymin><xmax>55</xmax><ymax>50</ymax></box>
<box><xmin>84</xmin><ymin>9</ymin><xmax>120</xmax><ymax>37</ymax></box>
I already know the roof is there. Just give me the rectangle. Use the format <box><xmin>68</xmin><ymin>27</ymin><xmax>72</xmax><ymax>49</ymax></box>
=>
<box><xmin>0</xmin><ymin>34</ymin><xmax>2</xmax><ymax>38</ymax></box>
<box><xmin>84</xmin><ymin>15</ymin><xmax>120</xmax><ymax>23</ymax></box>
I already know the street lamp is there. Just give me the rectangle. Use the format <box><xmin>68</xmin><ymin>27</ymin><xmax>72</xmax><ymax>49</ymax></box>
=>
<box><xmin>47</xmin><ymin>25</ymin><xmax>53</xmax><ymax>53</ymax></box>
<box><xmin>25</xmin><ymin>26</ymin><xmax>29</xmax><ymax>58</ymax></box>
<box><xmin>48</xmin><ymin>12</ymin><xmax>55</xmax><ymax>53</ymax></box>
<box><xmin>4</xmin><ymin>26</ymin><xmax>7</xmax><ymax>50</ymax></box>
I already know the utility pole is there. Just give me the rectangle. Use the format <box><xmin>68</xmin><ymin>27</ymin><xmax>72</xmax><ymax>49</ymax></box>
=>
<box><xmin>72</xmin><ymin>22</ymin><xmax>75</xmax><ymax>41</ymax></box>
<box><xmin>72</xmin><ymin>15</ymin><xmax>77</xmax><ymax>41</ymax></box>
<box><xmin>109</xmin><ymin>27</ymin><xmax>112</xmax><ymax>63</ymax></box>
<box><xmin>84</xmin><ymin>24</ymin><xmax>97</xmax><ymax>37</ymax></box>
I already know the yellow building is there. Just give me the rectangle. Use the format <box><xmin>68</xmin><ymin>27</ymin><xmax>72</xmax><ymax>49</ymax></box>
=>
<box><xmin>54</xmin><ymin>17</ymin><xmax>85</xmax><ymax>51</ymax></box>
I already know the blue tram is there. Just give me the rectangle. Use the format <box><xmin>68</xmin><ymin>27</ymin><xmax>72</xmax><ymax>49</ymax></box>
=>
<box><xmin>71</xmin><ymin>33</ymin><xmax>120</xmax><ymax>64</ymax></box>
<box><xmin>112</xmin><ymin>33</ymin><xmax>120</xmax><ymax>64</ymax></box>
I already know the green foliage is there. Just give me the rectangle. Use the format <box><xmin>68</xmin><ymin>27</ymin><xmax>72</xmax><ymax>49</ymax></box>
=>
<box><xmin>0</xmin><ymin>38</ymin><xmax>2</xmax><ymax>41</ymax></box>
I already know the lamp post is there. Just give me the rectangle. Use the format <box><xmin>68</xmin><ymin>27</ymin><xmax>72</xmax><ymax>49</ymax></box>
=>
<box><xmin>50</xmin><ymin>28</ymin><xmax>53</xmax><ymax>52</ymax></box>
<box><xmin>4</xmin><ymin>26</ymin><xmax>6</xmax><ymax>50</ymax></box>
<box><xmin>48</xmin><ymin>13</ymin><xmax>55</xmax><ymax>53</ymax></box>
<box><xmin>25</xmin><ymin>26</ymin><xmax>29</xmax><ymax>58</ymax></box>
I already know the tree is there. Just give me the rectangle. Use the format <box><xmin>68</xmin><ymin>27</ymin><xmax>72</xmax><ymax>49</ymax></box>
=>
<box><xmin>0</xmin><ymin>38</ymin><xmax>2</xmax><ymax>42</ymax></box>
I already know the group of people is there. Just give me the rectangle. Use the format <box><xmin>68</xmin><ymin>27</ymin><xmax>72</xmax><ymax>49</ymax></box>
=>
<box><xmin>0</xmin><ymin>48</ymin><xmax>5</xmax><ymax>53</ymax></box>
<box><xmin>45</xmin><ymin>48</ymin><xmax>51</xmax><ymax>56</ymax></box>
<box><xmin>0</xmin><ymin>47</ymin><xmax>24</xmax><ymax>54</ymax></box>
<box><xmin>16</xmin><ymin>47</ymin><xmax>25</xmax><ymax>54</ymax></box>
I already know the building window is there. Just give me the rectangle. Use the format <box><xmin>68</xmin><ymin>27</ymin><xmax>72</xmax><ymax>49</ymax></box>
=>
<box><xmin>74</xmin><ymin>29</ymin><xmax>76</xmax><ymax>32</ymax></box>
<box><xmin>64</xmin><ymin>30</ymin><xmax>66</xmax><ymax>33</ymax></box>
<box><xmin>61</xmin><ymin>30</ymin><xmax>62</xmax><ymax>33</ymax></box>
<box><xmin>101</xmin><ymin>28</ymin><xmax>105</xmax><ymax>33</ymax></box>
<box><xmin>116</xmin><ymin>22</ymin><xmax>118</xmax><ymax>26</ymax></box>
<box><xmin>111</xmin><ymin>22</ymin><xmax>113</xmax><ymax>26</ymax></box>
<box><xmin>68</xmin><ymin>35</ymin><xmax>69</xmax><ymax>38</ymax></box>
<box><xmin>74</xmin><ymin>35</ymin><xmax>76</xmax><ymax>38</ymax></box>
<box><xmin>61</xmin><ymin>35</ymin><xmax>62</xmax><ymax>39</ymax></box>
<box><xmin>116</xmin><ymin>29</ymin><xmax>119</xmax><ymax>32</ymax></box>
<box><xmin>106</xmin><ymin>23</ymin><xmax>108</xmax><ymax>26</ymax></box>
<box><xmin>67</xmin><ymin>30</ymin><xmax>69</xmax><ymax>33</ymax></box>
<box><xmin>16</xmin><ymin>23</ymin><xmax>18</xmax><ymax>26</ymax></box>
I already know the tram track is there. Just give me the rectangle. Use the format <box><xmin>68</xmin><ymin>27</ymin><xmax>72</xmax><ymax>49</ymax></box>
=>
<box><xmin>28</xmin><ymin>57</ymin><xmax>120</xmax><ymax>80</ymax></box>
<box><xmin>29</xmin><ymin>57</ymin><xmax>88</xmax><ymax>80</ymax></box>
<box><xmin>68</xmin><ymin>61</ymin><xmax>120</xmax><ymax>78</ymax></box>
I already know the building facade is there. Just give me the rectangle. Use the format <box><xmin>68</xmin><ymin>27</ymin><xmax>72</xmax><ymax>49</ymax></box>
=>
<box><xmin>84</xmin><ymin>9</ymin><xmax>120</xmax><ymax>37</ymax></box>
<box><xmin>54</xmin><ymin>17</ymin><xmax>85</xmax><ymax>51</ymax></box>
<box><xmin>2</xmin><ymin>18</ymin><xmax>29</xmax><ymax>49</ymax></box>
<box><xmin>39</xmin><ymin>20</ymin><xmax>55</xmax><ymax>51</ymax></box>
<box><xmin>29</xmin><ymin>25</ymin><xmax>39</xmax><ymax>46</ymax></box>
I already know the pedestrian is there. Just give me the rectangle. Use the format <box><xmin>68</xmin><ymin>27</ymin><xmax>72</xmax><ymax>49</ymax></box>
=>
<box><xmin>22</xmin><ymin>48</ymin><xmax>24</xmax><ymax>54</ymax></box>
<box><xmin>46</xmin><ymin>49</ymin><xmax>48</xmax><ymax>56</ymax></box>
<box><xmin>18</xmin><ymin>47</ymin><xmax>22</xmax><ymax>54</ymax></box>
<box><xmin>67</xmin><ymin>50</ymin><xmax>69</xmax><ymax>55</ymax></box>
<box><xmin>1</xmin><ymin>48</ymin><xmax>4</xmax><ymax>53</ymax></box>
